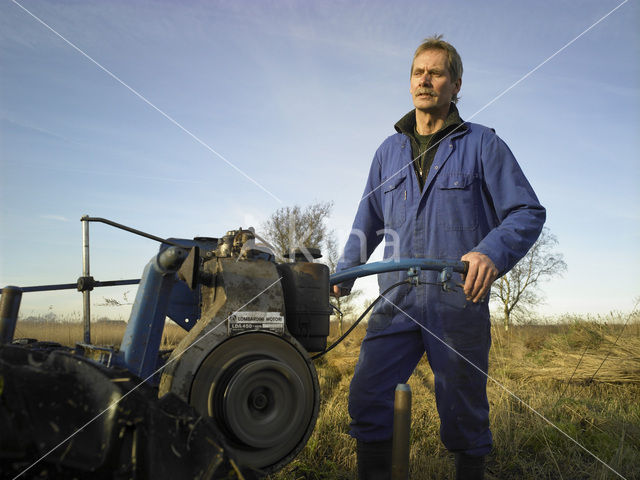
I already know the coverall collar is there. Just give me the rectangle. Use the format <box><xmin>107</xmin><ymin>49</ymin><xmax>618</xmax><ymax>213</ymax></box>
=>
<box><xmin>393</xmin><ymin>103</ymin><xmax>466</xmax><ymax>137</ymax></box>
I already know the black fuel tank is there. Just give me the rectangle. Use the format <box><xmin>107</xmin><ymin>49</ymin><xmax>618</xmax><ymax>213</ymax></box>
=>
<box><xmin>277</xmin><ymin>261</ymin><xmax>331</xmax><ymax>352</ymax></box>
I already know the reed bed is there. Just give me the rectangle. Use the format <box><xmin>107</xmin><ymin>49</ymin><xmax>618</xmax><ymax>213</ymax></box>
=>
<box><xmin>10</xmin><ymin>314</ymin><xmax>640</xmax><ymax>479</ymax></box>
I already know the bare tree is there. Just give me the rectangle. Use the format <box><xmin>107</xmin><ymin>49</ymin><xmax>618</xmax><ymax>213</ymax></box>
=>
<box><xmin>260</xmin><ymin>201</ymin><xmax>362</xmax><ymax>335</ymax></box>
<box><xmin>491</xmin><ymin>227</ymin><xmax>567</xmax><ymax>330</ymax></box>
<box><xmin>324</xmin><ymin>234</ymin><xmax>363</xmax><ymax>335</ymax></box>
<box><xmin>260</xmin><ymin>202</ymin><xmax>333</xmax><ymax>258</ymax></box>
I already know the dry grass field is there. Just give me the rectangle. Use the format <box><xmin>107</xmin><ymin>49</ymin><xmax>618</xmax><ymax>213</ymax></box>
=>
<box><xmin>11</xmin><ymin>314</ymin><xmax>640</xmax><ymax>479</ymax></box>
<box><xmin>271</xmin><ymin>317</ymin><xmax>640</xmax><ymax>480</ymax></box>
<box><xmin>13</xmin><ymin>319</ymin><xmax>187</xmax><ymax>350</ymax></box>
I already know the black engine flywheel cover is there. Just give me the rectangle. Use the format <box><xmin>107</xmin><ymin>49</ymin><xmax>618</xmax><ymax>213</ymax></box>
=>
<box><xmin>189</xmin><ymin>332</ymin><xmax>319</xmax><ymax>473</ymax></box>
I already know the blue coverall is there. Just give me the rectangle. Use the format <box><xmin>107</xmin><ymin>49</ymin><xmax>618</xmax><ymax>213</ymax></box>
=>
<box><xmin>336</xmin><ymin>118</ymin><xmax>545</xmax><ymax>456</ymax></box>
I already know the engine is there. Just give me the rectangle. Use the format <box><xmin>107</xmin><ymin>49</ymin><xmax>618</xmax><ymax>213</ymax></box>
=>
<box><xmin>158</xmin><ymin>228</ymin><xmax>331</xmax><ymax>474</ymax></box>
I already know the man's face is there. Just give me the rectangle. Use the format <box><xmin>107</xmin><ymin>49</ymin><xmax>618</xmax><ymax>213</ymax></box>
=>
<box><xmin>410</xmin><ymin>49</ymin><xmax>461</xmax><ymax>113</ymax></box>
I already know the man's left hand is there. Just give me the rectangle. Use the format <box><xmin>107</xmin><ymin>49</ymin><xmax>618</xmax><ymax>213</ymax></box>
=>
<box><xmin>460</xmin><ymin>252</ymin><xmax>498</xmax><ymax>303</ymax></box>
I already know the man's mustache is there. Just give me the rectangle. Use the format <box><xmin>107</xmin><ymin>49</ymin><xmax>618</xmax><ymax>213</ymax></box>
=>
<box><xmin>415</xmin><ymin>88</ymin><xmax>436</xmax><ymax>96</ymax></box>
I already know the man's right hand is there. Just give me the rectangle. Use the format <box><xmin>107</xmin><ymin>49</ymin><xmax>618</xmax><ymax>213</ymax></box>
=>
<box><xmin>331</xmin><ymin>285</ymin><xmax>349</xmax><ymax>298</ymax></box>
<box><xmin>460</xmin><ymin>251</ymin><xmax>498</xmax><ymax>303</ymax></box>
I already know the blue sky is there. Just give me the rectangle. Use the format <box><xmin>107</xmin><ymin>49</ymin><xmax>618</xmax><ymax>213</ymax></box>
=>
<box><xmin>1</xmin><ymin>0</ymin><xmax>638</xmax><ymax>320</ymax></box>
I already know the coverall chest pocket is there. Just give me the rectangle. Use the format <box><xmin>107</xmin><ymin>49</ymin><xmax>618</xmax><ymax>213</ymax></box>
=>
<box><xmin>436</xmin><ymin>173</ymin><xmax>479</xmax><ymax>231</ymax></box>
<box><xmin>383</xmin><ymin>176</ymin><xmax>407</xmax><ymax>229</ymax></box>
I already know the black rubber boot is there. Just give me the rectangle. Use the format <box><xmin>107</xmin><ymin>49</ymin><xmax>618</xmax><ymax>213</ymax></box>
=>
<box><xmin>356</xmin><ymin>439</ymin><xmax>392</xmax><ymax>480</ymax></box>
<box><xmin>454</xmin><ymin>453</ymin><xmax>485</xmax><ymax>480</ymax></box>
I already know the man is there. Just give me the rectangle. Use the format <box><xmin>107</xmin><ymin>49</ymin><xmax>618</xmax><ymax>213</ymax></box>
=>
<box><xmin>332</xmin><ymin>36</ymin><xmax>545</xmax><ymax>479</ymax></box>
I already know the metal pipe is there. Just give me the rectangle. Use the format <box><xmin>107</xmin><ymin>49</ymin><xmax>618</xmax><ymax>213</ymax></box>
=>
<box><xmin>330</xmin><ymin>259</ymin><xmax>468</xmax><ymax>286</ymax></box>
<box><xmin>1</xmin><ymin>279</ymin><xmax>140</xmax><ymax>294</ymax></box>
<box><xmin>0</xmin><ymin>286</ymin><xmax>22</xmax><ymax>344</ymax></box>
<box><xmin>82</xmin><ymin>216</ymin><xmax>186</xmax><ymax>248</ymax></box>
<box><xmin>391</xmin><ymin>383</ymin><xmax>411</xmax><ymax>480</ymax></box>
<box><xmin>81</xmin><ymin>216</ymin><xmax>91</xmax><ymax>344</ymax></box>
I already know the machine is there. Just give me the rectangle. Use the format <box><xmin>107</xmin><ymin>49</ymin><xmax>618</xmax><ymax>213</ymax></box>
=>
<box><xmin>0</xmin><ymin>216</ymin><xmax>467</xmax><ymax>479</ymax></box>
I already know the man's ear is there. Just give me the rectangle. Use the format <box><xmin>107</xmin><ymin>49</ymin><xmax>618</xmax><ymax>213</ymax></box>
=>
<box><xmin>453</xmin><ymin>77</ymin><xmax>462</xmax><ymax>95</ymax></box>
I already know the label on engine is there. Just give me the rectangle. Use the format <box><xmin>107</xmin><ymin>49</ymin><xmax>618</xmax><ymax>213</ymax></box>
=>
<box><xmin>228</xmin><ymin>311</ymin><xmax>285</xmax><ymax>335</ymax></box>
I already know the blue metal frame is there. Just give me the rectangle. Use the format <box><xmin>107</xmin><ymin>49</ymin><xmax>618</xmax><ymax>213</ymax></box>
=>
<box><xmin>116</xmin><ymin>246</ymin><xmax>187</xmax><ymax>380</ymax></box>
<box><xmin>160</xmin><ymin>237</ymin><xmax>218</xmax><ymax>331</ymax></box>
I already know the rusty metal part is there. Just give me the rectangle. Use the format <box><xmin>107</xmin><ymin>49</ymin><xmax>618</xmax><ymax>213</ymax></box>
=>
<box><xmin>159</xmin><ymin>256</ymin><xmax>288</xmax><ymax>399</ymax></box>
<box><xmin>159</xmin><ymin>256</ymin><xmax>320</xmax><ymax>473</ymax></box>
<box><xmin>215</xmin><ymin>228</ymin><xmax>255</xmax><ymax>258</ymax></box>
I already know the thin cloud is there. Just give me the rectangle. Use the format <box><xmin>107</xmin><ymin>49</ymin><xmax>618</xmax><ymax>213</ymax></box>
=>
<box><xmin>40</xmin><ymin>214</ymin><xmax>70</xmax><ymax>222</ymax></box>
<box><xmin>0</xmin><ymin>118</ymin><xmax>74</xmax><ymax>145</ymax></box>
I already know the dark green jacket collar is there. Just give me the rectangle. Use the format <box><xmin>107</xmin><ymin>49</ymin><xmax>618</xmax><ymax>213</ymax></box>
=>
<box><xmin>394</xmin><ymin>103</ymin><xmax>466</xmax><ymax>136</ymax></box>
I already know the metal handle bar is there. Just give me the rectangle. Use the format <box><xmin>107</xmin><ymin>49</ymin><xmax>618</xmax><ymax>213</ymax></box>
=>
<box><xmin>81</xmin><ymin>216</ymin><xmax>188</xmax><ymax>248</ymax></box>
<box><xmin>329</xmin><ymin>259</ymin><xmax>468</xmax><ymax>286</ymax></box>
<box><xmin>0</xmin><ymin>279</ymin><xmax>141</xmax><ymax>294</ymax></box>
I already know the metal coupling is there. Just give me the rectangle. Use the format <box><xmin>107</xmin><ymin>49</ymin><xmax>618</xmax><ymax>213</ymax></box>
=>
<box><xmin>439</xmin><ymin>266</ymin><xmax>455</xmax><ymax>292</ymax></box>
<box><xmin>407</xmin><ymin>266</ymin><xmax>421</xmax><ymax>287</ymax></box>
<box><xmin>76</xmin><ymin>276</ymin><xmax>95</xmax><ymax>292</ymax></box>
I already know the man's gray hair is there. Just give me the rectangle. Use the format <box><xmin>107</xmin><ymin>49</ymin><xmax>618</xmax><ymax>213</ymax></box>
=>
<box><xmin>411</xmin><ymin>35</ymin><xmax>463</xmax><ymax>104</ymax></box>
